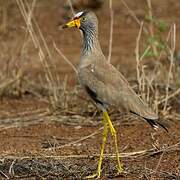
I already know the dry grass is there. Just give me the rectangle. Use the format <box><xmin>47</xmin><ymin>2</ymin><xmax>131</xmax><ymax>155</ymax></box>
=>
<box><xmin>132</xmin><ymin>0</ymin><xmax>179</xmax><ymax>118</ymax></box>
<box><xmin>0</xmin><ymin>0</ymin><xmax>178</xmax><ymax>115</ymax></box>
<box><xmin>17</xmin><ymin>0</ymin><xmax>59</xmax><ymax>109</ymax></box>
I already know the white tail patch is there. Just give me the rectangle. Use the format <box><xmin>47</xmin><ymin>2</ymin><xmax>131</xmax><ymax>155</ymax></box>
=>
<box><xmin>153</xmin><ymin>125</ymin><xmax>159</xmax><ymax>131</ymax></box>
<box><xmin>74</xmin><ymin>11</ymin><xmax>84</xmax><ymax>18</ymax></box>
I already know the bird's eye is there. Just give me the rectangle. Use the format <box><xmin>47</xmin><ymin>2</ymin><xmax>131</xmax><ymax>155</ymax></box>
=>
<box><xmin>82</xmin><ymin>17</ymin><xmax>86</xmax><ymax>21</ymax></box>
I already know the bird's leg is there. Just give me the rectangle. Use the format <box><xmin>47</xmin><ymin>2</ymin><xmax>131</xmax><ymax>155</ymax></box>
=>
<box><xmin>85</xmin><ymin>117</ymin><xmax>108</xmax><ymax>179</ymax></box>
<box><xmin>97</xmin><ymin>116</ymin><xmax>108</xmax><ymax>177</ymax></box>
<box><xmin>103</xmin><ymin>110</ymin><xmax>123</xmax><ymax>173</ymax></box>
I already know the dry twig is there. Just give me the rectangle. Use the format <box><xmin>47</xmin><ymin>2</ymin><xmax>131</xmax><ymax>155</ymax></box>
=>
<box><xmin>121</xmin><ymin>0</ymin><xmax>148</xmax><ymax>34</ymax></box>
<box><xmin>46</xmin><ymin>126</ymin><xmax>103</xmax><ymax>150</ymax></box>
<box><xmin>163</xmin><ymin>24</ymin><xmax>176</xmax><ymax>115</ymax></box>
<box><xmin>107</xmin><ymin>0</ymin><xmax>114</xmax><ymax>63</ymax></box>
<box><xmin>67</xmin><ymin>0</ymin><xmax>75</xmax><ymax>16</ymax></box>
<box><xmin>1</xmin><ymin>142</ymin><xmax>179</xmax><ymax>159</ymax></box>
<box><xmin>53</xmin><ymin>42</ymin><xmax>77</xmax><ymax>74</ymax></box>
<box><xmin>146</xmin><ymin>0</ymin><xmax>158</xmax><ymax>57</ymax></box>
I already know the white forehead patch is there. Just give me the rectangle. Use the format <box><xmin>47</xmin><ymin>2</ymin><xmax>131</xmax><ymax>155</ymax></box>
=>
<box><xmin>74</xmin><ymin>11</ymin><xmax>84</xmax><ymax>18</ymax></box>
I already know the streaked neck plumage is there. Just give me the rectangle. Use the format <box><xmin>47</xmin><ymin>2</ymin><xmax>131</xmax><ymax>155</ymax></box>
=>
<box><xmin>80</xmin><ymin>22</ymin><xmax>102</xmax><ymax>56</ymax></box>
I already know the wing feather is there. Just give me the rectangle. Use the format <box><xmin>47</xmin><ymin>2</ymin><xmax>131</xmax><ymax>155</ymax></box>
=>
<box><xmin>78</xmin><ymin>59</ymin><xmax>157</xmax><ymax>119</ymax></box>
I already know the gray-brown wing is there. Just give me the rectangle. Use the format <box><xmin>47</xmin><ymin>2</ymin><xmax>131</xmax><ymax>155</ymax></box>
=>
<box><xmin>78</xmin><ymin>60</ymin><xmax>158</xmax><ymax>120</ymax></box>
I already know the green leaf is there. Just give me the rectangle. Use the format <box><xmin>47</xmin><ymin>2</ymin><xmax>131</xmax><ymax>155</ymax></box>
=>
<box><xmin>156</xmin><ymin>20</ymin><xmax>168</xmax><ymax>32</ymax></box>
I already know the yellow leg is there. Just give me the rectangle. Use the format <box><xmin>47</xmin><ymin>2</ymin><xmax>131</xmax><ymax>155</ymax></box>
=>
<box><xmin>103</xmin><ymin>111</ymin><xmax>123</xmax><ymax>173</ymax></box>
<box><xmin>84</xmin><ymin>110</ymin><xmax>123</xmax><ymax>179</ymax></box>
<box><xmin>97</xmin><ymin>117</ymin><xmax>108</xmax><ymax>177</ymax></box>
<box><xmin>85</xmin><ymin>116</ymin><xmax>108</xmax><ymax>179</ymax></box>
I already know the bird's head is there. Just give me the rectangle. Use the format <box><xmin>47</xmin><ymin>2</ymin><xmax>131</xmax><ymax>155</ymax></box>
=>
<box><xmin>60</xmin><ymin>11</ymin><xmax>98</xmax><ymax>31</ymax></box>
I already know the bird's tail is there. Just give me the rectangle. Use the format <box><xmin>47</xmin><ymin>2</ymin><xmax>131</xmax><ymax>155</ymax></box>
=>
<box><xmin>130</xmin><ymin>110</ymin><xmax>169</xmax><ymax>132</ymax></box>
<box><xmin>144</xmin><ymin>118</ymin><xmax>168</xmax><ymax>132</ymax></box>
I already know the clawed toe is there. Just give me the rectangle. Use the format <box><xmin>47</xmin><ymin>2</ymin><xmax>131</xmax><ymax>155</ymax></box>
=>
<box><xmin>84</xmin><ymin>173</ymin><xmax>100</xmax><ymax>179</ymax></box>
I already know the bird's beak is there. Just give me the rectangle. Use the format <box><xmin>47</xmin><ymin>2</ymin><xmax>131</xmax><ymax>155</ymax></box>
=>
<box><xmin>61</xmin><ymin>18</ymin><xmax>81</xmax><ymax>29</ymax></box>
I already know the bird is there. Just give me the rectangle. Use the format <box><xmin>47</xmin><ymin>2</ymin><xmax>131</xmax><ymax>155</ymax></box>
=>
<box><xmin>60</xmin><ymin>10</ymin><xmax>168</xmax><ymax>179</ymax></box>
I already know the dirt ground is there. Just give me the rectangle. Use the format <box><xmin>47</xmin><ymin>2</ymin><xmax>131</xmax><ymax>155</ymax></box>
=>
<box><xmin>0</xmin><ymin>0</ymin><xmax>179</xmax><ymax>179</ymax></box>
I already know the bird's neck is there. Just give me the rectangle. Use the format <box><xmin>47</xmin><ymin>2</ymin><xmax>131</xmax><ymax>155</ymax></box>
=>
<box><xmin>81</xmin><ymin>27</ymin><xmax>102</xmax><ymax>56</ymax></box>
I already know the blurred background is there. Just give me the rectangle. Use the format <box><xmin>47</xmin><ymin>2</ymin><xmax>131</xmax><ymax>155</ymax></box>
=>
<box><xmin>0</xmin><ymin>0</ymin><xmax>179</xmax><ymax>114</ymax></box>
<box><xmin>0</xmin><ymin>0</ymin><xmax>179</xmax><ymax>85</ymax></box>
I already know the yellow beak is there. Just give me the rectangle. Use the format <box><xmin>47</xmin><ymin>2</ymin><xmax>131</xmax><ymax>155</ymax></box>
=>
<box><xmin>62</xmin><ymin>18</ymin><xmax>81</xmax><ymax>29</ymax></box>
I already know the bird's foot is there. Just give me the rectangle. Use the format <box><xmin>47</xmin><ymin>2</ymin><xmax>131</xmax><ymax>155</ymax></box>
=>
<box><xmin>117</xmin><ymin>165</ymin><xmax>124</xmax><ymax>174</ymax></box>
<box><xmin>116</xmin><ymin>161</ymin><xmax>124</xmax><ymax>173</ymax></box>
<box><xmin>116</xmin><ymin>167</ymin><xmax>128</xmax><ymax>177</ymax></box>
<box><xmin>84</xmin><ymin>172</ymin><xmax>100</xmax><ymax>179</ymax></box>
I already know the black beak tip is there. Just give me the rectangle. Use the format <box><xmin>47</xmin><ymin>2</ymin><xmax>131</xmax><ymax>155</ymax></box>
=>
<box><xmin>58</xmin><ymin>24</ymin><xmax>67</xmax><ymax>30</ymax></box>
